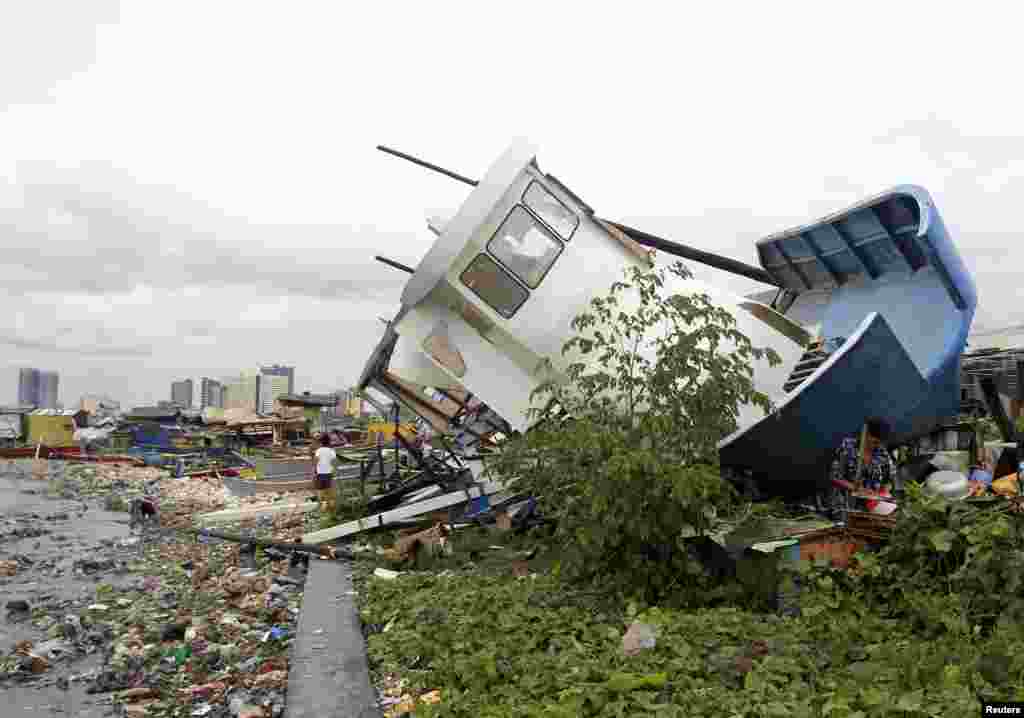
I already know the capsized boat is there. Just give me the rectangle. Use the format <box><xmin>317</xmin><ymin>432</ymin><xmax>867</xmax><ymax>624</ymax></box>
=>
<box><xmin>359</xmin><ymin>139</ymin><xmax>977</xmax><ymax>496</ymax></box>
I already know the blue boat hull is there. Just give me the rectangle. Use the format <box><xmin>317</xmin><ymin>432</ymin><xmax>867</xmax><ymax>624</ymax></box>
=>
<box><xmin>720</xmin><ymin>312</ymin><xmax>930</xmax><ymax>492</ymax></box>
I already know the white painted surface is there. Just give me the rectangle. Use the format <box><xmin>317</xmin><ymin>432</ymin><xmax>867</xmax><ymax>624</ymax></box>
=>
<box><xmin>389</xmin><ymin>327</ymin><xmax>463</xmax><ymax>390</ymax></box>
<box><xmin>389</xmin><ymin>139</ymin><xmax>807</xmax><ymax>434</ymax></box>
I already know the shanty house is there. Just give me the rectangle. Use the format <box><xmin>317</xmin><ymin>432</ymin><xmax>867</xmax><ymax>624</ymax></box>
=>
<box><xmin>24</xmin><ymin>409</ymin><xmax>78</xmax><ymax>446</ymax></box>
<box><xmin>126</xmin><ymin>406</ymin><xmax>181</xmax><ymax>423</ymax></box>
<box><xmin>0</xmin><ymin>406</ymin><xmax>32</xmax><ymax>446</ymax></box>
<box><xmin>275</xmin><ymin>392</ymin><xmax>337</xmax><ymax>434</ymax></box>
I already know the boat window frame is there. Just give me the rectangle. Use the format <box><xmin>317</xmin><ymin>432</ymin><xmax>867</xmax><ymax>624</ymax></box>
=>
<box><xmin>485</xmin><ymin>204</ymin><xmax>565</xmax><ymax>290</ymax></box>
<box><xmin>522</xmin><ymin>180</ymin><xmax>579</xmax><ymax>241</ymax></box>
<box><xmin>459</xmin><ymin>252</ymin><xmax>530</xmax><ymax>319</ymax></box>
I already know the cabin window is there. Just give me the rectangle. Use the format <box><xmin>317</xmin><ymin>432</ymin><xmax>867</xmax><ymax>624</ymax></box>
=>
<box><xmin>460</xmin><ymin>253</ymin><xmax>529</xmax><ymax>318</ymax></box>
<box><xmin>523</xmin><ymin>181</ymin><xmax>578</xmax><ymax>240</ymax></box>
<box><xmin>487</xmin><ymin>206</ymin><xmax>564</xmax><ymax>289</ymax></box>
<box><xmin>737</xmin><ymin>302</ymin><xmax>812</xmax><ymax>347</ymax></box>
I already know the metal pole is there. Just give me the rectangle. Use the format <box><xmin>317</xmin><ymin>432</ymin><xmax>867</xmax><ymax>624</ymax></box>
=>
<box><xmin>980</xmin><ymin>376</ymin><xmax>1014</xmax><ymax>443</ymax></box>
<box><xmin>603</xmin><ymin>220</ymin><xmax>780</xmax><ymax>287</ymax></box>
<box><xmin>375</xmin><ymin>144</ymin><xmax>780</xmax><ymax>287</ymax></box>
<box><xmin>375</xmin><ymin>256</ymin><xmax>415</xmax><ymax>274</ymax></box>
<box><xmin>377</xmin><ymin>145</ymin><xmax>478</xmax><ymax>187</ymax></box>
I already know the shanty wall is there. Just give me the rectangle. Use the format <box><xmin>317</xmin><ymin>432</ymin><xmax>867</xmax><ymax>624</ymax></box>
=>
<box><xmin>24</xmin><ymin>414</ymin><xmax>76</xmax><ymax>446</ymax></box>
<box><xmin>0</xmin><ymin>413</ymin><xmax>24</xmax><ymax>440</ymax></box>
<box><xmin>367</xmin><ymin>422</ymin><xmax>418</xmax><ymax>442</ymax></box>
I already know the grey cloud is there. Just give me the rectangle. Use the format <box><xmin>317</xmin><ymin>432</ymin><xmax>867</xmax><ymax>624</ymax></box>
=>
<box><xmin>181</xmin><ymin>323</ymin><xmax>217</xmax><ymax>338</ymax></box>
<box><xmin>0</xmin><ymin>333</ymin><xmax>152</xmax><ymax>357</ymax></box>
<box><xmin>0</xmin><ymin>163</ymin><xmax>419</xmax><ymax>301</ymax></box>
<box><xmin>876</xmin><ymin>115</ymin><xmax>1024</xmax><ymax>175</ymax></box>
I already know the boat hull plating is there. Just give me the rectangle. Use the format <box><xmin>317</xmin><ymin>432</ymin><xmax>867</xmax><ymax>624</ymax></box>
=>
<box><xmin>719</xmin><ymin>312</ymin><xmax>929</xmax><ymax>494</ymax></box>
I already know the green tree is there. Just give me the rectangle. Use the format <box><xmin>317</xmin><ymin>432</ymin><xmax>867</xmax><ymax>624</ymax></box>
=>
<box><xmin>490</xmin><ymin>261</ymin><xmax>781</xmax><ymax>603</ymax></box>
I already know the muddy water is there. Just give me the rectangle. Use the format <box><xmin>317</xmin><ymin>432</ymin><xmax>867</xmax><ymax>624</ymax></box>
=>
<box><xmin>0</xmin><ymin>461</ymin><xmax>137</xmax><ymax>716</ymax></box>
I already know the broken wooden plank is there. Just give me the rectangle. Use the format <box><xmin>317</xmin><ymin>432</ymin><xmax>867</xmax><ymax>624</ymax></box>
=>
<box><xmin>196</xmin><ymin>502</ymin><xmax>318</xmax><ymax>527</ymax></box>
<box><xmin>302</xmin><ymin>480</ymin><xmax>508</xmax><ymax>543</ymax></box>
<box><xmin>400</xmin><ymin>485</ymin><xmax>443</xmax><ymax>504</ymax></box>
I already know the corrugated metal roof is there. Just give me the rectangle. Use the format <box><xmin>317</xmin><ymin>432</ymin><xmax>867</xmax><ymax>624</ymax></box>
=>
<box><xmin>29</xmin><ymin>409</ymin><xmax>77</xmax><ymax>416</ymax></box>
<box><xmin>0</xmin><ymin>406</ymin><xmax>35</xmax><ymax>415</ymax></box>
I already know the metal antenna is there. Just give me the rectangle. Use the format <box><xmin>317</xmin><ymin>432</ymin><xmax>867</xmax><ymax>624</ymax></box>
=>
<box><xmin>375</xmin><ymin>255</ymin><xmax>415</xmax><ymax>274</ymax></box>
<box><xmin>376</xmin><ymin>145</ymin><xmax>478</xmax><ymax>188</ymax></box>
<box><xmin>375</xmin><ymin>143</ymin><xmax>780</xmax><ymax>287</ymax></box>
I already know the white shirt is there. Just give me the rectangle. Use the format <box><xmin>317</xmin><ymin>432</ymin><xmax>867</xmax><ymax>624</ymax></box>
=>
<box><xmin>315</xmin><ymin>447</ymin><xmax>337</xmax><ymax>475</ymax></box>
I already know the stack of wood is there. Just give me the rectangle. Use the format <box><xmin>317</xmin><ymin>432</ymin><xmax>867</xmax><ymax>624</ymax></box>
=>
<box><xmin>846</xmin><ymin>510</ymin><xmax>897</xmax><ymax>542</ymax></box>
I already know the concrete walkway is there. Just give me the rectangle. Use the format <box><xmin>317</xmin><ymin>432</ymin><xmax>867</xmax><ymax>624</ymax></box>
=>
<box><xmin>286</xmin><ymin>558</ymin><xmax>381</xmax><ymax>718</ymax></box>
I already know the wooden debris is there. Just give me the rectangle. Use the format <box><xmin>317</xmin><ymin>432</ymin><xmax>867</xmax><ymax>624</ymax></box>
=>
<box><xmin>302</xmin><ymin>480</ymin><xmax>507</xmax><ymax>543</ymax></box>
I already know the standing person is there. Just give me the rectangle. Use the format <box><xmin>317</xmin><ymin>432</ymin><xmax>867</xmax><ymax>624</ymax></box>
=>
<box><xmin>823</xmin><ymin>417</ymin><xmax>895</xmax><ymax>520</ymax></box>
<box><xmin>313</xmin><ymin>434</ymin><xmax>338</xmax><ymax>514</ymax></box>
<box><xmin>831</xmin><ymin>417</ymin><xmax>894</xmax><ymax>491</ymax></box>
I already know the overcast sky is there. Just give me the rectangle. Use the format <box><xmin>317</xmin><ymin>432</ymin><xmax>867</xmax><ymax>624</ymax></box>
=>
<box><xmin>2</xmin><ymin>2</ymin><xmax>1022</xmax><ymax>409</ymax></box>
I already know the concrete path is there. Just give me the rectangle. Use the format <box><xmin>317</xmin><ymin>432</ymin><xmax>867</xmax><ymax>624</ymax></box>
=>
<box><xmin>285</xmin><ymin>558</ymin><xmax>381</xmax><ymax>718</ymax></box>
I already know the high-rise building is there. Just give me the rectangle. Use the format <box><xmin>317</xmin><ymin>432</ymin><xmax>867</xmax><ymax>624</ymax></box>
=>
<box><xmin>200</xmin><ymin>378</ymin><xmax>224</xmax><ymax>409</ymax></box>
<box><xmin>171</xmin><ymin>379</ymin><xmax>194</xmax><ymax>409</ymax></box>
<box><xmin>18</xmin><ymin>369</ymin><xmax>39</xmax><ymax>407</ymax></box>
<box><xmin>257</xmin><ymin>365</ymin><xmax>294</xmax><ymax>408</ymax></box>
<box><xmin>258</xmin><ymin>373</ymin><xmax>290</xmax><ymax>415</ymax></box>
<box><xmin>18</xmin><ymin>368</ymin><xmax>58</xmax><ymax>409</ymax></box>
<box><xmin>223</xmin><ymin>370</ymin><xmax>259</xmax><ymax>412</ymax></box>
<box><xmin>42</xmin><ymin>371</ymin><xmax>59</xmax><ymax>409</ymax></box>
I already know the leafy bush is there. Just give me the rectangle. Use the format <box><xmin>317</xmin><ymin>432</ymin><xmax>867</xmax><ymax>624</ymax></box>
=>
<box><xmin>490</xmin><ymin>262</ymin><xmax>780</xmax><ymax>603</ymax></box>
<box><xmin>802</xmin><ymin>482</ymin><xmax>1024</xmax><ymax>637</ymax></box>
<box><xmin>356</xmin><ymin>566</ymin><xmax>1015</xmax><ymax>717</ymax></box>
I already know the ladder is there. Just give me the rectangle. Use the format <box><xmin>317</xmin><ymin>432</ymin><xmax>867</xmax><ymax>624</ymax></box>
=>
<box><xmin>783</xmin><ymin>345</ymin><xmax>830</xmax><ymax>393</ymax></box>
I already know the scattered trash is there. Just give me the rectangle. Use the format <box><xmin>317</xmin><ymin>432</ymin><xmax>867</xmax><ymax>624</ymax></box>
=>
<box><xmin>622</xmin><ymin>621</ymin><xmax>658</xmax><ymax>657</ymax></box>
<box><xmin>0</xmin><ymin>459</ymin><xmax>307</xmax><ymax>716</ymax></box>
<box><xmin>374</xmin><ymin>568</ymin><xmax>401</xmax><ymax>580</ymax></box>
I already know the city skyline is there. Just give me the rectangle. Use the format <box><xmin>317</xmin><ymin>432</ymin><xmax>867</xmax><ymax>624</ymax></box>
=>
<box><xmin>7</xmin><ymin>365</ymin><xmax>357</xmax><ymax>414</ymax></box>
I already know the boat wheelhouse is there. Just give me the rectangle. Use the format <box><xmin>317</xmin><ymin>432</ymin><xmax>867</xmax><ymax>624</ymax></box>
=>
<box><xmin>359</xmin><ymin>140</ymin><xmax>977</xmax><ymax>494</ymax></box>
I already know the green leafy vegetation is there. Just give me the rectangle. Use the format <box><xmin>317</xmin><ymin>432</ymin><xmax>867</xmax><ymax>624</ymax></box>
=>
<box><xmin>805</xmin><ymin>482</ymin><xmax>1024</xmax><ymax>638</ymax></box>
<box><xmin>356</xmin><ymin>264</ymin><xmax>1024</xmax><ymax>716</ymax></box>
<box><xmin>490</xmin><ymin>262</ymin><xmax>780</xmax><ymax>603</ymax></box>
<box><xmin>356</xmin><ymin>560</ymin><xmax>1024</xmax><ymax>717</ymax></box>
